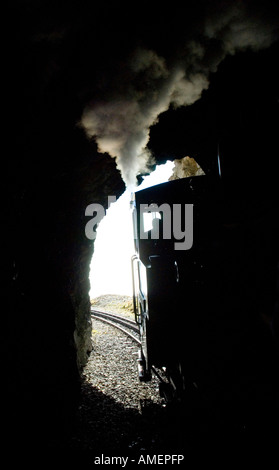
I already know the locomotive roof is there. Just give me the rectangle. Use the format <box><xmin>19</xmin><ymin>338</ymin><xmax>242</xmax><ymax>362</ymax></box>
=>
<box><xmin>132</xmin><ymin>174</ymin><xmax>220</xmax><ymax>206</ymax></box>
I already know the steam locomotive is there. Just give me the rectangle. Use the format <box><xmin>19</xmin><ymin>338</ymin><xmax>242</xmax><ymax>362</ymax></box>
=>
<box><xmin>131</xmin><ymin>173</ymin><xmax>223</xmax><ymax>399</ymax></box>
<box><xmin>131</xmin><ymin>171</ymin><xmax>278</xmax><ymax>418</ymax></box>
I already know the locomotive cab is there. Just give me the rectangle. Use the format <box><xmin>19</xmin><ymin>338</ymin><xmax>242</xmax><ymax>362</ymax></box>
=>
<box><xmin>131</xmin><ymin>175</ymin><xmax>222</xmax><ymax>390</ymax></box>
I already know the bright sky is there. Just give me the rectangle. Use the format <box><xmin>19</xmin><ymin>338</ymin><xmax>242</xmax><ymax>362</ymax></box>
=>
<box><xmin>89</xmin><ymin>160</ymin><xmax>175</xmax><ymax>299</ymax></box>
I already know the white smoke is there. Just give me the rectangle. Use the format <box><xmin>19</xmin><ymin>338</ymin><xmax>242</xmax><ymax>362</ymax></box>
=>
<box><xmin>81</xmin><ymin>2</ymin><xmax>279</xmax><ymax>187</ymax></box>
<box><xmin>82</xmin><ymin>61</ymin><xmax>209</xmax><ymax>185</ymax></box>
<box><xmin>204</xmin><ymin>2</ymin><xmax>279</xmax><ymax>52</ymax></box>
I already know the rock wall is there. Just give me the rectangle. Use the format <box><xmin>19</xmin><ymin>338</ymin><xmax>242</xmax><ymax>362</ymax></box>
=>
<box><xmin>169</xmin><ymin>156</ymin><xmax>205</xmax><ymax>180</ymax></box>
<box><xmin>3</xmin><ymin>23</ymin><xmax>125</xmax><ymax>450</ymax></box>
<box><xmin>4</xmin><ymin>133</ymin><xmax>125</xmax><ymax>452</ymax></box>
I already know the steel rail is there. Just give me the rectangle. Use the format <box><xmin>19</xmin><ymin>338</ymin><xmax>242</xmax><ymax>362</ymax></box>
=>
<box><xmin>91</xmin><ymin>310</ymin><xmax>141</xmax><ymax>344</ymax></box>
<box><xmin>91</xmin><ymin>308</ymin><xmax>139</xmax><ymax>333</ymax></box>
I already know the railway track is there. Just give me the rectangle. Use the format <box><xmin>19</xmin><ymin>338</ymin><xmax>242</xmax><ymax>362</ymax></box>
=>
<box><xmin>91</xmin><ymin>308</ymin><xmax>140</xmax><ymax>344</ymax></box>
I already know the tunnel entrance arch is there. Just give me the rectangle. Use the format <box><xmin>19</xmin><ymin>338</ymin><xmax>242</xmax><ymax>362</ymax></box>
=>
<box><xmin>89</xmin><ymin>161</ymin><xmax>175</xmax><ymax>302</ymax></box>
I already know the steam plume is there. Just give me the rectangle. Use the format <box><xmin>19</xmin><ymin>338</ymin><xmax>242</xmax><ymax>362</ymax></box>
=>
<box><xmin>81</xmin><ymin>2</ymin><xmax>279</xmax><ymax>187</ymax></box>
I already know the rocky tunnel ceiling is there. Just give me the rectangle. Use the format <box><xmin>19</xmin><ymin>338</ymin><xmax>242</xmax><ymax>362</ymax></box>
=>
<box><xmin>3</xmin><ymin>0</ymin><xmax>279</xmax><ymax>454</ymax></box>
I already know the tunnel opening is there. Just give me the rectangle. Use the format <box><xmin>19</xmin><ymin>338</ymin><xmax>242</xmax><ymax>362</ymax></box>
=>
<box><xmin>70</xmin><ymin>161</ymin><xmax>178</xmax><ymax>454</ymax></box>
<box><xmin>69</xmin><ymin>158</ymin><xmax>212</xmax><ymax>454</ymax></box>
<box><xmin>88</xmin><ymin>161</ymin><xmax>175</xmax><ymax>309</ymax></box>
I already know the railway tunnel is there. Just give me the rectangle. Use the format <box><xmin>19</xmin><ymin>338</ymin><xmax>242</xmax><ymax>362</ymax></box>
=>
<box><xmin>3</xmin><ymin>2</ymin><xmax>279</xmax><ymax>459</ymax></box>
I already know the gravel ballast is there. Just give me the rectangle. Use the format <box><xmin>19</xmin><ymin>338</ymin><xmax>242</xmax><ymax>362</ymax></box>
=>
<box><xmin>68</xmin><ymin>299</ymin><xmax>184</xmax><ymax>455</ymax></box>
<box><xmin>65</xmin><ymin>295</ymin><xmax>278</xmax><ymax>462</ymax></box>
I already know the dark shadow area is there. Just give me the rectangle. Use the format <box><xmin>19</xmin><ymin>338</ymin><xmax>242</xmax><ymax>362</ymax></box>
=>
<box><xmin>67</xmin><ymin>381</ymin><xmax>168</xmax><ymax>455</ymax></box>
<box><xmin>64</xmin><ymin>347</ymin><xmax>278</xmax><ymax>462</ymax></box>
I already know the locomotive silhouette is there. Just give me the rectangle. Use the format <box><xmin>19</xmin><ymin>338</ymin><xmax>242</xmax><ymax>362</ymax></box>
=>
<box><xmin>131</xmin><ymin>166</ymin><xmax>278</xmax><ymax>435</ymax></box>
